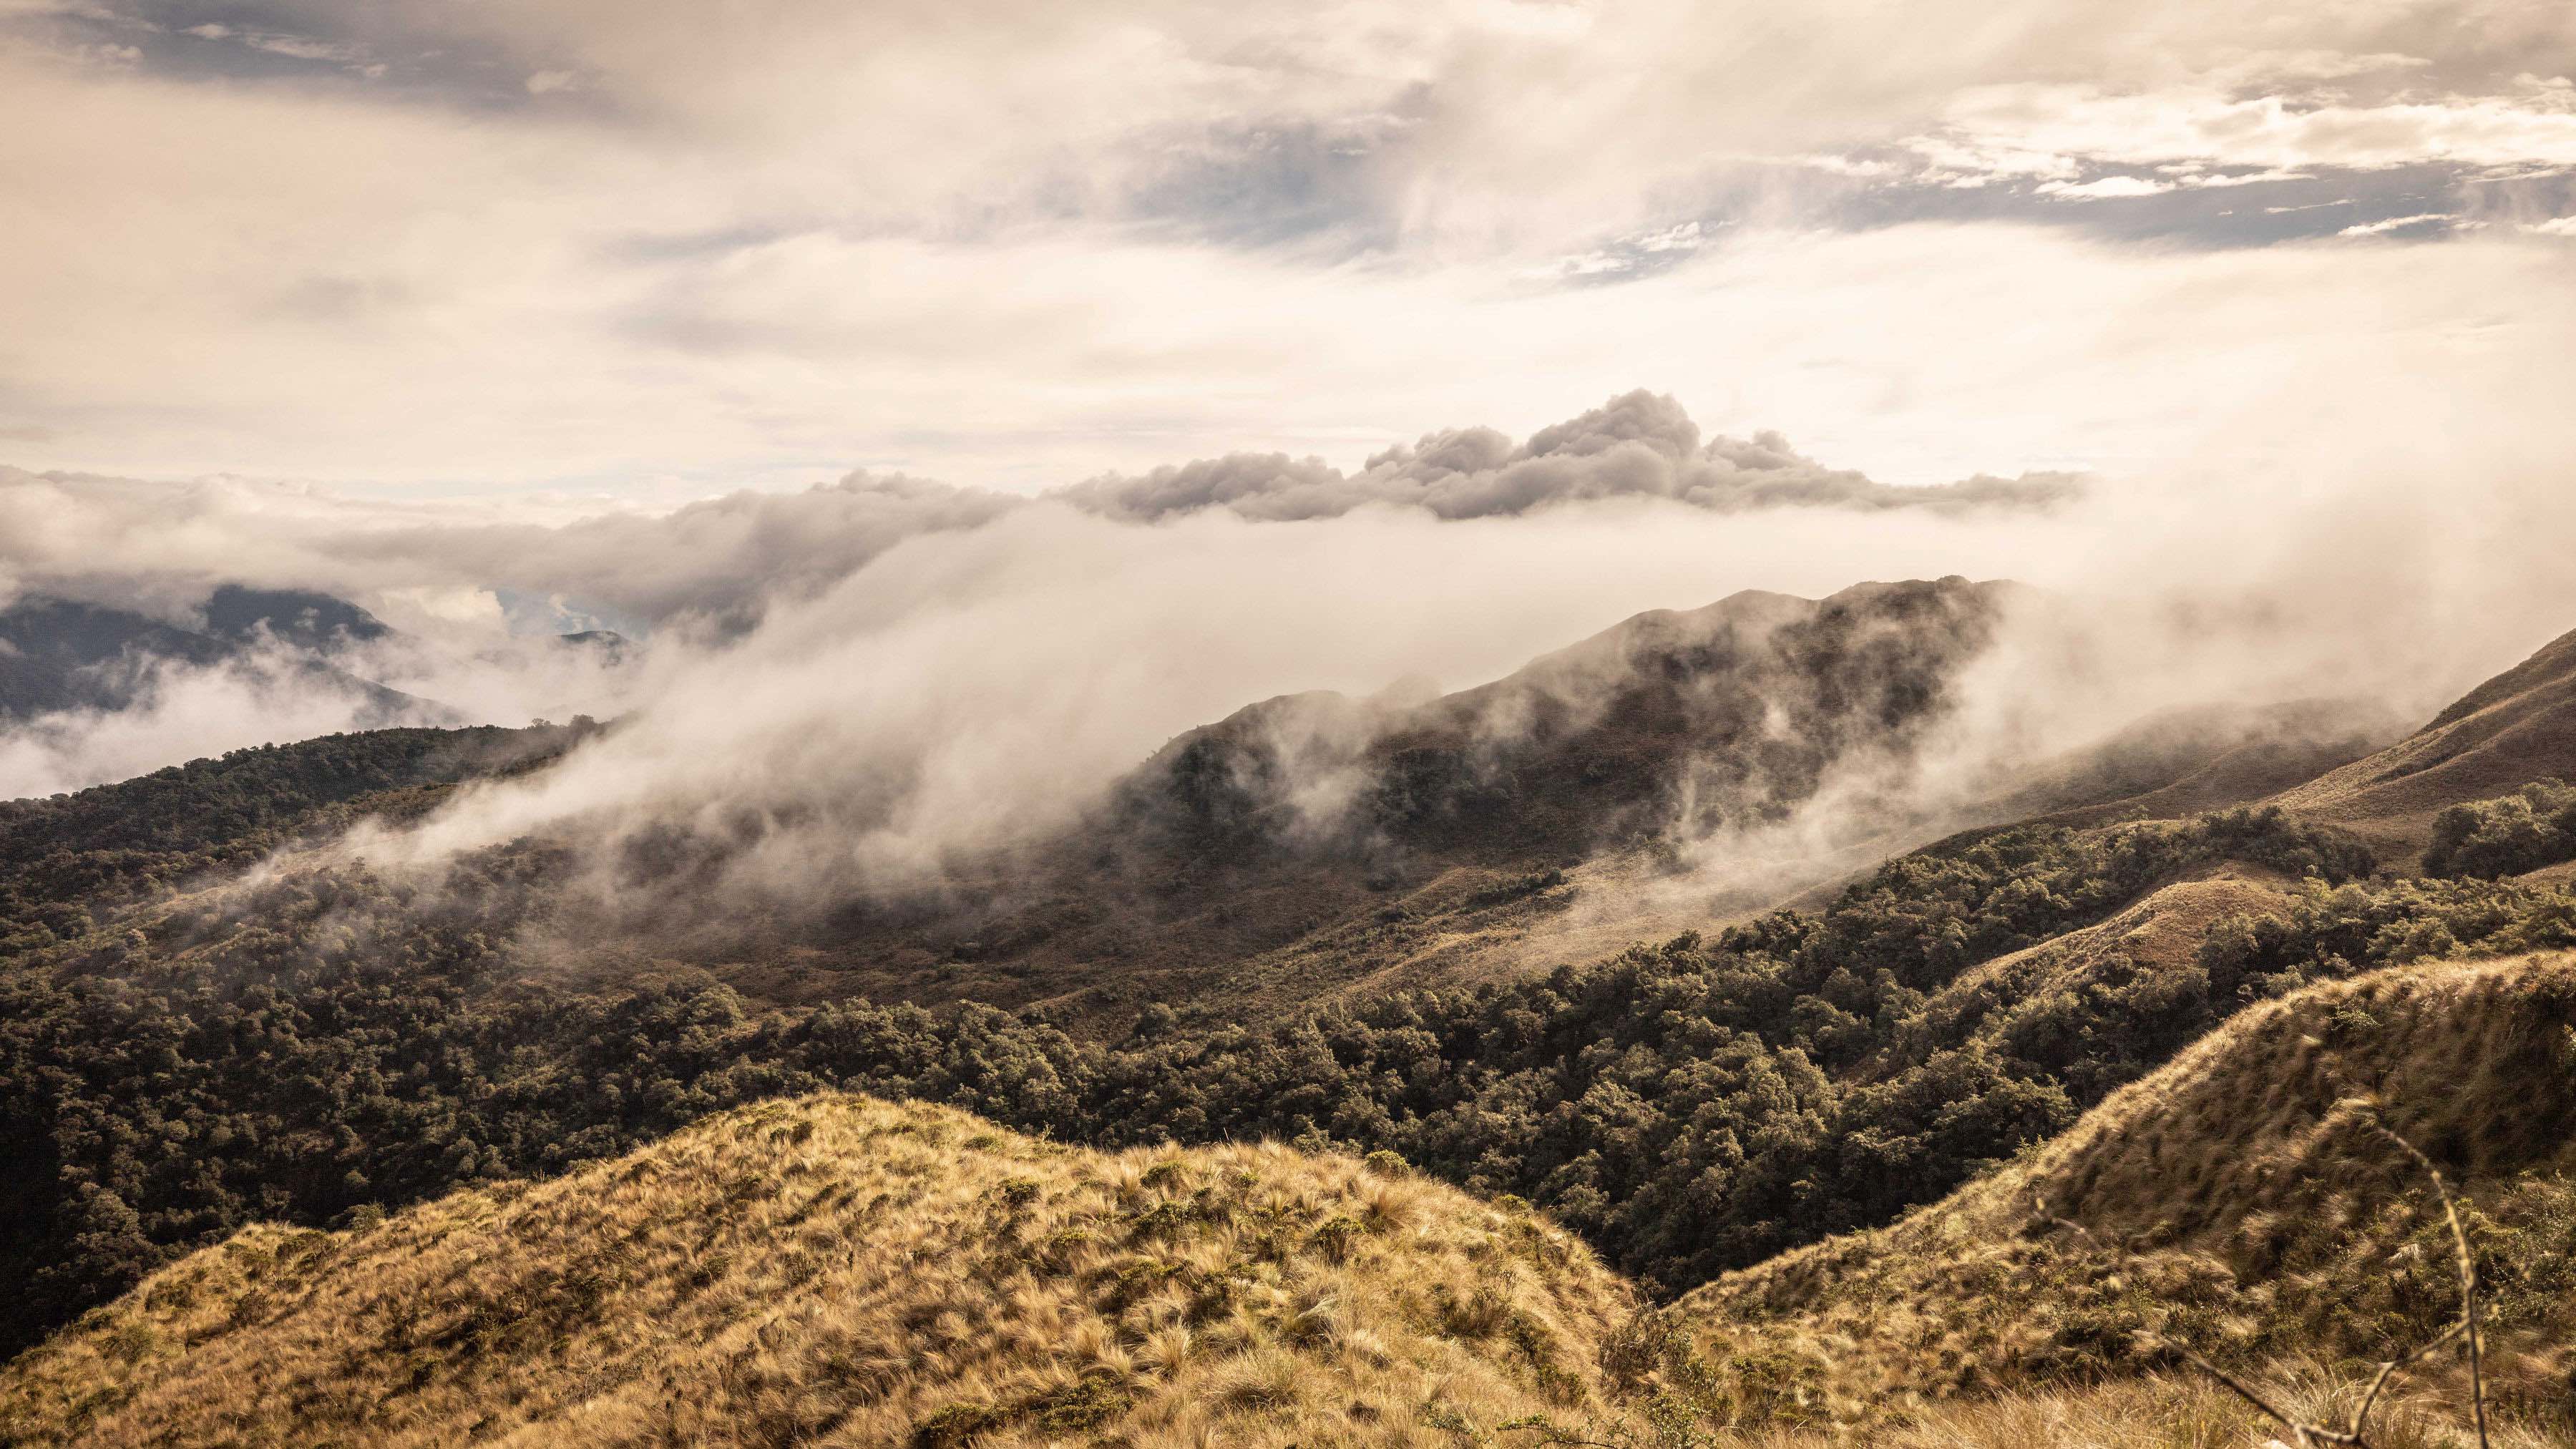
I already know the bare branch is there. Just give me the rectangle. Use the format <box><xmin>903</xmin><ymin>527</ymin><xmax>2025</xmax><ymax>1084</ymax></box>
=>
<box><xmin>2173</xmin><ymin>1343</ymin><xmax>2351</xmax><ymax>1446</ymax></box>
<box><xmin>2353</xmin><ymin>1321</ymin><xmax>2465</xmax><ymax>1433</ymax></box>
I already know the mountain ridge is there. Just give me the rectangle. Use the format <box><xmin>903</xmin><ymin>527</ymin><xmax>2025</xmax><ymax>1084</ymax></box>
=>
<box><xmin>0</xmin><ymin>590</ymin><xmax>439</xmax><ymax>730</ymax></box>
<box><xmin>0</xmin><ymin>1095</ymin><xmax>1635</xmax><ymax>1448</ymax></box>
<box><xmin>2271</xmin><ymin>619</ymin><xmax>2576</xmax><ymax>864</ymax></box>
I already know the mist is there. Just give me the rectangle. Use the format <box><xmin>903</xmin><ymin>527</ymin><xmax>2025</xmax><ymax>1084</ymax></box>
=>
<box><xmin>361</xmin><ymin>286</ymin><xmax>2576</xmax><ymax>917</ymax></box>
<box><xmin>13</xmin><ymin>280</ymin><xmax>2576</xmax><ymax>926</ymax></box>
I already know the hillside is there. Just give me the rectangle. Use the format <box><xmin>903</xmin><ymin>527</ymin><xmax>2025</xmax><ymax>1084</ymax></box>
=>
<box><xmin>0</xmin><ymin>1095</ymin><xmax>1634</xmax><ymax>1448</ymax></box>
<box><xmin>744</xmin><ymin>577</ymin><xmax>2391</xmax><ymax>1028</ymax></box>
<box><xmin>0</xmin><ymin>794</ymin><xmax>2419</xmax><ymax>1361</ymax></box>
<box><xmin>0</xmin><ymin>591</ymin><xmax>436</xmax><ymax>728</ymax></box>
<box><xmin>9</xmin><ymin>960</ymin><xmax>2574</xmax><ymax>1447</ymax></box>
<box><xmin>5</xmin><ymin>585</ymin><xmax>2570</xmax><ymax>1386</ymax></box>
<box><xmin>0</xmin><ymin>721</ymin><xmax>597</xmax><ymax>953</ymax></box>
<box><xmin>740</xmin><ymin>578</ymin><xmax>2025</xmax><ymax>1021</ymax></box>
<box><xmin>1682</xmin><ymin>952</ymin><xmax>2576</xmax><ymax>1430</ymax></box>
<box><xmin>1991</xmin><ymin>696</ymin><xmax>2404</xmax><ymax>831</ymax></box>
<box><xmin>2274</xmin><ymin>620</ymin><xmax>2576</xmax><ymax>863</ymax></box>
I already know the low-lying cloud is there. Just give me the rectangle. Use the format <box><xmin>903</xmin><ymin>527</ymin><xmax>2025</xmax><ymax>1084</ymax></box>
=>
<box><xmin>16</xmin><ymin>308</ymin><xmax>2576</xmax><ymax>940</ymax></box>
<box><xmin>0</xmin><ymin>392</ymin><xmax>2075</xmax><ymax>643</ymax></box>
<box><xmin>351</xmin><ymin>289</ymin><xmax>2576</xmax><ymax>922</ymax></box>
<box><xmin>1060</xmin><ymin>391</ymin><xmax>2080</xmax><ymax>524</ymax></box>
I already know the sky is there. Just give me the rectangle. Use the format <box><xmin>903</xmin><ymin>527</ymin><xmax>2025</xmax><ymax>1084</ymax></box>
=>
<box><xmin>4</xmin><ymin>0</ymin><xmax>2573</xmax><ymax>502</ymax></box>
<box><xmin>8</xmin><ymin>0</ymin><xmax>2576</xmax><ymax>833</ymax></box>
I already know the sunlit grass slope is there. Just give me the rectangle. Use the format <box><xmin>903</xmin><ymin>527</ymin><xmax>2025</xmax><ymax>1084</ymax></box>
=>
<box><xmin>11</xmin><ymin>959</ymin><xmax>2576</xmax><ymax>1447</ymax></box>
<box><xmin>1684</xmin><ymin>952</ymin><xmax>2576</xmax><ymax>1435</ymax></box>
<box><xmin>2275</xmin><ymin>623</ymin><xmax>2576</xmax><ymax>862</ymax></box>
<box><xmin>0</xmin><ymin>1096</ymin><xmax>1631</xmax><ymax>1448</ymax></box>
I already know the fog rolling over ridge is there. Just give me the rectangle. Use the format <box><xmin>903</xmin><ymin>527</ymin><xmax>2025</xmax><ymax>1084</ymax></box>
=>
<box><xmin>11</xmin><ymin>359</ymin><xmax>2576</xmax><ymax>919</ymax></box>
<box><xmin>370</xmin><ymin>348</ymin><xmax>2576</xmax><ymax>930</ymax></box>
<box><xmin>2</xmin><ymin>389</ymin><xmax>2082</xmax><ymax>805</ymax></box>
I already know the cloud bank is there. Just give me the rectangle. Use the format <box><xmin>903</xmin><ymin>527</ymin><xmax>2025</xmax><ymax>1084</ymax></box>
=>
<box><xmin>348</xmin><ymin>265</ymin><xmax>2576</xmax><ymax>917</ymax></box>
<box><xmin>0</xmin><ymin>392</ymin><xmax>2074</xmax><ymax>642</ymax></box>
<box><xmin>0</xmin><ymin>389</ymin><xmax>2081</xmax><ymax>797</ymax></box>
<box><xmin>1061</xmin><ymin>391</ymin><xmax>2079</xmax><ymax>525</ymax></box>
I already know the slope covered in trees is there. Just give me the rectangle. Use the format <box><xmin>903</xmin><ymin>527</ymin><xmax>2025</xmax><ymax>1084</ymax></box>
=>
<box><xmin>670</xmin><ymin>577</ymin><xmax>2389</xmax><ymax>1028</ymax></box>
<box><xmin>0</xmin><ymin>722</ymin><xmax>591</xmax><ymax>953</ymax></box>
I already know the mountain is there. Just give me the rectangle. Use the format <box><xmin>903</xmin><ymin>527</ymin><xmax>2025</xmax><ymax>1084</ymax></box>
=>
<box><xmin>2273</xmin><ymin>620</ymin><xmax>2576</xmax><ymax>864</ymax></box>
<box><xmin>765</xmin><ymin>577</ymin><xmax>2366</xmax><ymax>1028</ymax></box>
<box><xmin>0</xmin><ymin>589</ymin><xmax>435</xmax><ymax>729</ymax></box>
<box><xmin>1120</xmin><ymin>578</ymin><xmax>2014</xmax><ymax>862</ymax></box>
<box><xmin>0</xmin><ymin>598</ymin><xmax>233</xmax><ymax>719</ymax></box>
<box><xmin>0</xmin><ymin>1095</ymin><xmax>1634</xmax><ymax>1447</ymax></box>
<box><xmin>198</xmin><ymin>584</ymin><xmax>393</xmax><ymax>651</ymax></box>
<box><xmin>572</xmin><ymin>577</ymin><xmax>2039</xmax><ymax>1022</ymax></box>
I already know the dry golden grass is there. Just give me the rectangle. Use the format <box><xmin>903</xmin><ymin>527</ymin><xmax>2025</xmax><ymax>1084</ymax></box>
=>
<box><xmin>2270</xmin><ymin>625</ymin><xmax>2576</xmax><ymax>859</ymax></box>
<box><xmin>0</xmin><ymin>1096</ymin><xmax>1632</xmax><ymax>1448</ymax></box>
<box><xmin>1890</xmin><ymin>863</ymin><xmax>2294</xmax><ymax>1047</ymax></box>
<box><xmin>1680</xmin><ymin>952</ymin><xmax>2576</xmax><ymax>1437</ymax></box>
<box><xmin>1736</xmin><ymin>1369</ymin><xmax>2572</xmax><ymax>1448</ymax></box>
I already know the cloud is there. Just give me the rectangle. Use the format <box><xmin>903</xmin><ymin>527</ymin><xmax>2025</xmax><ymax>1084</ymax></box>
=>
<box><xmin>0</xmin><ymin>645</ymin><xmax>426</xmax><ymax>797</ymax></box>
<box><xmin>14</xmin><ymin>217</ymin><xmax>2576</xmax><ymax>635</ymax></box>
<box><xmin>9</xmin><ymin>0</ymin><xmax>2576</xmax><ymax>492</ymax></box>
<box><xmin>2037</xmin><ymin>175</ymin><xmax>2175</xmax><ymax>200</ymax></box>
<box><xmin>346</xmin><ymin>473</ymin><xmax>1022</xmax><ymax>634</ymax></box>
<box><xmin>2339</xmin><ymin>211</ymin><xmax>2463</xmax><ymax>236</ymax></box>
<box><xmin>318</xmin><ymin>208</ymin><xmax>2576</xmax><ymax>915</ymax></box>
<box><xmin>367</xmin><ymin>497</ymin><xmax>2078</xmax><ymax>907</ymax></box>
<box><xmin>1058</xmin><ymin>391</ymin><xmax>2079</xmax><ymax>524</ymax></box>
<box><xmin>9</xmin><ymin>0</ymin><xmax>2576</xmax><ymax>895</ymax></box>
<box><xmin>0</xmin><ymin>390</ymin><xmax>2073</xmax><ymax>651</ymax></box>
<box><xmin>14</xmin><ymin>239</ymin><xmax>2576</xmax><ymax>921</ymax></box>
<box><xmin>1902</xmin><ymin>84</ymin><xmax>2576</xmax><ymax>190</ymax></box>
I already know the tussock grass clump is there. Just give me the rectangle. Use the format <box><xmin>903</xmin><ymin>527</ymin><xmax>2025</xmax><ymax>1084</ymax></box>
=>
<box><xmin>0</xmin><ymin>1094</ymin><xmax>1631</xmax><ymax>1448</ymax></box>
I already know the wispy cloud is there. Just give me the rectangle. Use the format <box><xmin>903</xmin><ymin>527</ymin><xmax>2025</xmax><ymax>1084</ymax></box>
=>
<box><xmin>2339</xmin><ymin>211</ymin><xmax>2463</xmax><ymax>236</ymax></box>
